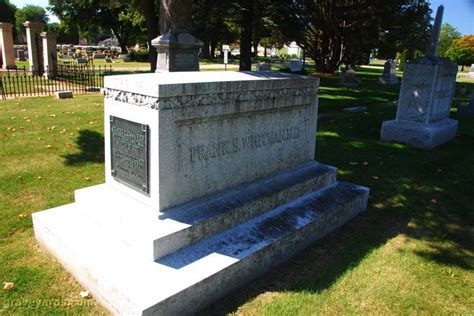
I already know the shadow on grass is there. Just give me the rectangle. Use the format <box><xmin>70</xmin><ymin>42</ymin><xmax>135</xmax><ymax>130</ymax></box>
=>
<box><xmin>198</xmin><ymin>79</ymin><xmax>474</xmax><ymax>315</ymax></box>
<box><xmin>63</xmin><ymin>130</ymin><xmax>104</xmax><ymax>165</ymax></box>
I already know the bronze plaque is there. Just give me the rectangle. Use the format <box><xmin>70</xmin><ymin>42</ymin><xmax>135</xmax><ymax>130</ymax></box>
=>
<box><xmin>110</xmin><ymin>116</ymin><xmax>149</xmax><ymax>195</ymax></box>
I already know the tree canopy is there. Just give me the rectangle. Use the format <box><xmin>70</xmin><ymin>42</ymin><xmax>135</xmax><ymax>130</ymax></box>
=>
<box><xmin>47</xmin><ymin>0</ymin><xmax>436</xmax><ymax>73</ymax></box>
<box><xmin>15</xmin><ymin>4</ymin><xmax>48</xmax><ymax>35</ymax></box>
<box><xmin>445</xmin><ymin>35</ymin><xmax>474</xmax><ymax>68</ymax></box>
<box><xmin>0</xmin><ymin>0</ymin><xmax>16</xmax><ymax>24</ymax></box>
<box><xmin>438</xmin><ymin>23</ymin><xmax>461</xmax><ymax>58</ymax></box>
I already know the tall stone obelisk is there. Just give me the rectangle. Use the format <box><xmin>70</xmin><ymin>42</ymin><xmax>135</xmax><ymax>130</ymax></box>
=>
<box><xmin>380</xmin><ymin>5</ymin><xmax>458</xmax><ymax>149</ymax></box>
<box><xmin>151</xmin><ymin>0</ymin><xmax>203</xmax><ymax>72</ymax></box>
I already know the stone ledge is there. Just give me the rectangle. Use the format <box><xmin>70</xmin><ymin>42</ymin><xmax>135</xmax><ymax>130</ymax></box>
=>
<box><xmin>380</xmin><ymin>118</ymin><xmax>458</xmax><ymax>149</ymax></box>
<box><xmin>33</xmin><ymin>180</ymin><xmax>368</xmax><ymax>315</ymax></box>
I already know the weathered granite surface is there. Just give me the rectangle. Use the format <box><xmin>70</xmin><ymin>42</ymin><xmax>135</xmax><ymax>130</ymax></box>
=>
<box><xmin>381</xmin><ymin>56</ymin><xmax>458</xmax><ymax>149</ymax></box>
<box><xmin>151</xmin><ymin>29</ymin><xmax>202</xmax><ymax>72</ymax></box>
<box><xmin>33</xmin><ymin>70</ymin><xmax>369</xmax><ymax>315</ymax></box>
<box><xmin>104</xmin><ymin>71</ymin><xmax>319</xmax><ymax>210</ymax></box>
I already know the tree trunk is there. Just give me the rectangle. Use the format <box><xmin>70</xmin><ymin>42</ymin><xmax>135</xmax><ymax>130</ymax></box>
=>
<box><xmin>253</xmin><ymin>42</ymin><xmax>258</xmax><ymax>58</ymax></box>
<box><xmin>264</xmin><ymin>46</ymin><xmax>267</xmax><ymax>57</ymax></box>
<box><xmin>239</xmin><ymin>2</ymin><xmax>253</xmax><ymax>71</ymax></box>
<box><xmin>141</xmin><ymin>0</ymin><xmax>159</xmax><ymax>72</ymax></box>
<box><xmin>111</xmin><ymin>28</ymin><xmax>128</xmax><ymax>54</ymax></box>
<box><xmin>210</xmin><ymin>41</ymin><xmax>216</xmax><ymax>58</ymax></box>
<box><xmin>201</xmin><ymin>40</ymin><xmax>210</xmax><ymax>59</ymax></box>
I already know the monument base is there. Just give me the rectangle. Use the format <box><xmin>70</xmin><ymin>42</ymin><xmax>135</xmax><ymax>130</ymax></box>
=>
<box><xmin>380</xmin><ymin>118</ymin><xmax>458</xmax><ymax>149</ymax></box>
<box><xmin>378</xmin><ymin>76</ymin><xmax>398</xmax><ymax>85</ymax></box>
<box><xmin>33</xmin><ymin>161</ymin><xmax>368</xmax><ymax>315</ymax></box>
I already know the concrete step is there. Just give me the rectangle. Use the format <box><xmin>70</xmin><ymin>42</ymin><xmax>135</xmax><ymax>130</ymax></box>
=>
<box><xmin>33</xmin><ymin>181</ymin><xmax>368</xmax><ymax>315</ymax></box>
<box><xmin>154</xmin><ymin>161</ymin><xmax>336</xmax><ymax>259</ymax></box>
<box><xmin>74</xmin><ymin>161</ymin><xmax>337</xmax><ymax>261</ymax></box>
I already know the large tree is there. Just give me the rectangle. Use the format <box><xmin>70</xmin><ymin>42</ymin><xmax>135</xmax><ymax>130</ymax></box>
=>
<box><xmin>438</xmin><ymin>23</ymin><xmax>461</xmax><ymax>58</ymax></box>
<box><xmin>0</xmin><ymin>0</ymin><xmax>17</xmax><ymax>40</ymax></box>
<box><xmin>15</xmin><ymin>4</ymin><xmax>48</xmax><ymax>42</ymax></box>
<box><xmin>445</xmin><ymin>35</ymin><xmax>474</xmax><ymax>70</ymax></box>
<box><xmin>270</xmin><ymin>0</ymin><xmax>432</xmax><ymax>73</ymax></box>
<box><xmin>49</xmin><ymin>0</ymin><xmax>146</xmax><ymax>53</ymax></box>
<box><xmin>0</xmin><ymin>0</ymin><xmax>16</xmax><ymax>23</ymax></box>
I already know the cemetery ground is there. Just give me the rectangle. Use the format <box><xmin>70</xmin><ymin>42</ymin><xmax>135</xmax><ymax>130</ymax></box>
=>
<box><xmin>0</xmin><ymin>68</ymin><xmax>473</xmax><ymax>314</ymax></box>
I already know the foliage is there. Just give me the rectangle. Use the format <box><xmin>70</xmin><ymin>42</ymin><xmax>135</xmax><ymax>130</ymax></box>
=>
<box><xmin>127</xmin><ymin>50</ymin><xmax>150</xmax><ymax>62</ymax></box>
<box><xmin>445</xmin><ymin>35</ymin><xmax>474</xmax><ymax>67</ymax></box>
<box><xmin>192</xmin><ymin>0</ymin><xmax>239</xmax><ymax>59</ymax></box>
<box><xmin>0</xmin><ymin>0</ymin><xmax>17</xmax><ymax>39</ymax></box>
<box><xmin>270</xmin><ymin>0</ymin><xmax>431</xmax><ymax>73</ymax></box>
<box><xmin>47</xmin><ymin>22</ymin><xmax>79</xmax><ymax>44</ymax></box>
<box><xmin>1</xmin><ymin>72</ymin><xmax>473</xmax><ymax>313</ymax></box>
<box><xmin>378</xmin><ymin>1</ymin><xmax>431</xmax><ymax>60</ymax></box>
<box><xmin>438</xmin><ymin>23</ymin><xmax>461</xmax><ymax>58</ymax></box>
<box><xmin>48</xmin><ymin>0</ymin><xmax>146</xmax><ymax>52</ymax></box>
<box><xmin>0</xmin><ymin>0</ymin><xmax>16</xmax><ymax>24</ymax></box>
<box><xmin>15</xmin><ymin>4</ymin><xmax>48</xmax><ymax>36</ymax></box>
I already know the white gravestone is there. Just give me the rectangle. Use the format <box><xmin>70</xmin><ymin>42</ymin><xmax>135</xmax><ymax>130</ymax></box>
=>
<box><xmin>378</xmin><ymin>59</ymin><xmax>398</xmax><ymax>85</ymax></box>
<box><xmin>32</xmin><ymin>71</ymin><xmax>369</xmax><ymax>315</ymax></box>
<box><xmin>381</xmin><ymin>5</ymin><xmax>458</xmax><ymax>149</ymax></box>
<box><xmin>381</xmin><ymin>57</ymin><xmax>458</xmax><ymax>148</ymax></box>
<box><xmin>468</xmin><ymin>64</ymin><xmax>474</xmax><ymax>78</ymax></box>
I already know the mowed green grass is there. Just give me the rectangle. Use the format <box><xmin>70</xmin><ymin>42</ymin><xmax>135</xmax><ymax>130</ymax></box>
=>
<box><xmin>0</xmin><ymin>95</ymin><xmax>107</xmax><ymax>314</ymax></box>
<box><xmin>0</xmin><ymin>68</ymin><xmax>473</xmax><ymax>314</ymax></box>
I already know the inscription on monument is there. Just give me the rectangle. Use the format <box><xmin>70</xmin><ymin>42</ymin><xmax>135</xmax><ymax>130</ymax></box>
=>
<box><xmin>190</xmin><ymin>126</ymin><xmax>301</xmax><ymax>162</ymax></box>
<box><xmin>110</xmin><ymin>116</ymin><xmax>149</xmax><ymax>194</ymax></box>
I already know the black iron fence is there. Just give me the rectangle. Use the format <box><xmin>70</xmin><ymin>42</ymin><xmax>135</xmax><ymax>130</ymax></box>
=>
<box><xmin>0</xmin><ymin>65</ymin><xmax>113</xmax><ymax>99</ymax></box>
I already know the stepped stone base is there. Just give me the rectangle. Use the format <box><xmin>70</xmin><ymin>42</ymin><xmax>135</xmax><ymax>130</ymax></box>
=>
<box><xmin>33</xmin><ymin>162</ymin><xmax>368</xmax><ymax>315</ymax></box>
<box><xmin>381</xmin><ymin>118</ymin><xmax>458</xmax><ymax>149</ymax></box>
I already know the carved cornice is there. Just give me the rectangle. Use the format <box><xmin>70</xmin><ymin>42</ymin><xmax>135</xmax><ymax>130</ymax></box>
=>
<box><xmin>104</xmin><ymin>86</ymin><xmax>318</xmax><ymax>110</ymax></box>
<box><xmin>104</xmin><ymin>89</ymin><xmax>159</xmax><ymax>109</ymax></box>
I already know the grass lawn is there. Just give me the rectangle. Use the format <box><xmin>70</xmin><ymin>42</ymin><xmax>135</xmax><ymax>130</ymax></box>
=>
<box><xmin>1</xmin><ymin>68</ymin><xmax>473</xmax><ymax>314</ymax></box>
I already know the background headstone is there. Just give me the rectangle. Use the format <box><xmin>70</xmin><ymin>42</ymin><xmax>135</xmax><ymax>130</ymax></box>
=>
<box><xmin>289</xmin><ymin>59</ymin><xmax>303</xmax><ymax>72</ymax></box>
<box><xmin>16</xmin><ymin>49</ymin><xmax>26</xmax><ymax>61</ymax></box>
<box><xmin>256</xmin><ymin>62</ymin><xmax>272</xmax><ymax>71</ymax></box>
<box><xmin>468</xmin><ymin>64</ymin><xmax>474</xmax><ymax>78</ymax></box>
<box><xmin>338</xmin><ymin>69</ymin><xmax>359</xmax><ymax>87</ymax></box>
<box><xmin>378</xmin><ymin>59</ymin><xmax>398</xmax><ymax>85</ymax></box>
<box><xmin>0</xmin><ymin>22</ymin><xmax>17</xmax><ymax>70</ymax></box>
<box><xmin>381</xmin><ymin>5</ymin><xmax>458</xmax><ymax>149</ymax></box>
<box><xmin>458</xmin><ymin>91</ymin><xmax>474</xmax><ymax>117</ymax></box>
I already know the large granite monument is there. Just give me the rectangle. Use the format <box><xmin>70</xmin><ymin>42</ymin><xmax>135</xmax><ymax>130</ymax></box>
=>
<box><xmin>381</xmin><ymin>5</ymin><xmax>458</xmax><ymax>149</ymax></box>
<box><xmin>32</xmin><ymin>71</ymin><xmax>369</xmax><ymax>314</ymax></box>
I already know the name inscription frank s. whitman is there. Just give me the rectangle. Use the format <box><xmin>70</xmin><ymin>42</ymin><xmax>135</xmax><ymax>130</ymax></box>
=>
<box><xmin>190</xmin><ymin>127</ymin><xmax>300</xmax><ymax>162</ymax></box>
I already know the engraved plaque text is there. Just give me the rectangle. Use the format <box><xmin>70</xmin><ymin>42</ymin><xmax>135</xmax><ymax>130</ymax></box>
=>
<box><xmin>110</xmin><ymin>116</ymin><xmax>149</xmax><ymax>195</ymax></box>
